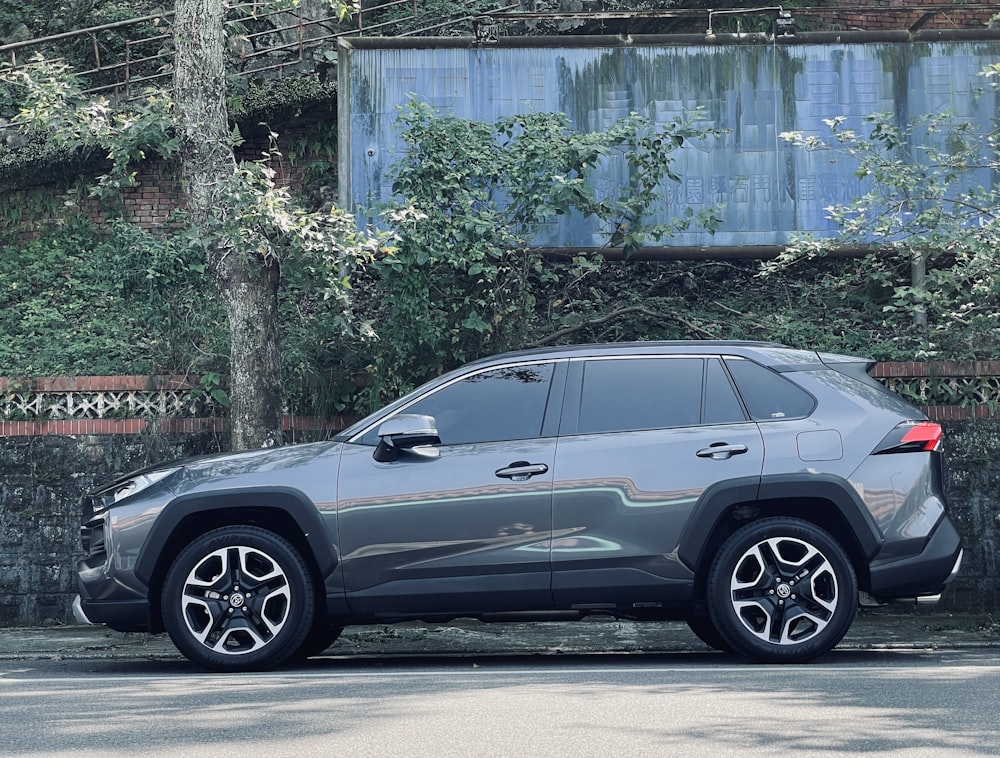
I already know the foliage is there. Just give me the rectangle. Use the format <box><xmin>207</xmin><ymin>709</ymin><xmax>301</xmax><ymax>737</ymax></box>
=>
<box><xmin>524</xmin><ymin>254</ymin><xmax>925</xmax><ymax>360</ymax></box>
<box><xmin>0</xmin><ymin>216</ymin><xmax>223</xmax><ymax>376</ymax></box>
<box><xmin>360</xmin><ymin>100</ymin><xmax>723</xmax><ymax>407</ymax></box>
<box><xmin>362</xmin><ymin>0</ymin><xmax>504</xmax><ymax>37</ymax></box>
<box><xmin>0</xmin><ymin>0</ymin><xmax>165</xmax><ymax>40</ymax></box>
<box><xmin>1</xmin><ymin>55</ymin><xmax>178</xmax><ymax>195</ymax></box>
<box><xmin>0</xmin><ymin>201</ymin><xmax>390</xmax><ymax>411</ymax></box>
<box><xmin>174</xmin><ymin>132</ymin><xmax>385</xmax><ymax>318</ymax></box>
<box><xmin>0</xmin><ymin>216</ymin><xmax>954</xmax><ymax>393</ymax></box>
<box><xmin>227</xmin><ymin>75</ymin><xmax>336</xmax><ymax>126</ymax></box>
<box><xmin>772</xmin><ymin>71</ymin><xmax>1000</xmax><ymax>359</ymax></box>
<box><xmin>0</xmin><ymin>1</ymin><xmax>169</xmax><ymax>123</ymax></box>
<box><xmin>1</xmin><ymin>44</ymin><xmax>381</xmax><ymax>427</ymax></box>
<box><xmin>7</xmin><ymin>2</ymin><xmax>994</xmax><ymax>424</ymax></box>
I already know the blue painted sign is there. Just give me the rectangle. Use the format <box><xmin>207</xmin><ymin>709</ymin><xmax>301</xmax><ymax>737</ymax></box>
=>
<box><xmin>338</xmin><ymin>37</ymin><xmax>999</xmax><ymax>250</ymax></box>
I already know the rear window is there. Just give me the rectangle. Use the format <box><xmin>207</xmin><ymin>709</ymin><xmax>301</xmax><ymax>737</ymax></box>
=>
<box><xmin>725</xmin><ymin>358</ymin><xmax>816</xmax><ymax>420</ymax></box>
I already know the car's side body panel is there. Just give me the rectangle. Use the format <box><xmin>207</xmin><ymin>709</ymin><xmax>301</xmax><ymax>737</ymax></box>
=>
<box><xmin>550</xmin><ymin>423</ymin><xmax>764</xmax><ymax>606</ymax></box>
<box><xmin>336</xmin><ymin>438</ymin><xmax>557</xmax><ymax>614</ymax></box>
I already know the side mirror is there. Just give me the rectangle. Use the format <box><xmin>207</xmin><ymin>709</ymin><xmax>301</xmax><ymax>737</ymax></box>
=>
<box><xmin>373</xmin><ymin>414</ymin><xmax>441</xmax><ymax>462</ymax></box>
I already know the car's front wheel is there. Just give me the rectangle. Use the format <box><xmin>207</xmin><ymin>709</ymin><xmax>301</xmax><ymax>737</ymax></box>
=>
<box><xmin>161</xmin><ymin>526</ymin><xmax>315</xmax><ymax>672</ymax></box>
<box><xmin>707</xmin><ymin>517</ymin><xmax>857</xmax><ymax>663</ymax></box>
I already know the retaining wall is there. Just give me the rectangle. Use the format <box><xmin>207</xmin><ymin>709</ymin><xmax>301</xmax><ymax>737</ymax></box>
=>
<box><xmin>0</xmin><ymin>428</ymin><xmax>223</xmax><ymax>626</ymax></box>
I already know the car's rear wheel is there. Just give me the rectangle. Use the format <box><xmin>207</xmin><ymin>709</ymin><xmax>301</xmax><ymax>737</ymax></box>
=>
<box><xmin>290</xmin><ymin>621</ymin><xmax>344</xmax><ymax>661</ymax></box>
<box><xmin>161</xmin><ymin>526</ymin><xmax>315</xmax><ymax>672</ymax></box>
<box><xmin>685</xmin><ymin>612</ymin><xmax>735</xmax><ymax>653</ymax></box>
<box><xmin>707</xmin><ymin>517</ymin><xmax>857</xmax><ymax>663</ymax></box>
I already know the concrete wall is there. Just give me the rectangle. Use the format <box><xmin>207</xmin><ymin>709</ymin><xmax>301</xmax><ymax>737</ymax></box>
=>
<box><xmin>1</xmin><ymin>420</ymin><xmax>997</xmax><ymax>627</ymax></box>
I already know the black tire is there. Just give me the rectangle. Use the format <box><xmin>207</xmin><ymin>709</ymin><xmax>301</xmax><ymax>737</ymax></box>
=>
<box><xmin>685</xmin><ymin>613</ymin><xmax>735</xmax><ymax>654</ymax></box>
<box><xmin>707</xmin><ymin>517</ymin><xmax>857</xmax><ymax>663</ymax></box>
<box><xmin>291</xmin><ymin>622</ymin><xmax>344</xmax><ymax>661</ymax></box>
<box><xmin>161</xmin><ymin>526</ymin><xmax>316</xmax><ymax>672</ymax></box>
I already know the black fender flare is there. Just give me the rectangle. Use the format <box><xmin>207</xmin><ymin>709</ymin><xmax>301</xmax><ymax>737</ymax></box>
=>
<box><xmin>134</xmin><ymin>486</ymin><xmax>338</xmax><ymax>586</ymax></box>
<box><xmin>677</xmin><ymin>473</ymin><xmax>884</xmax><ymax>574</ymax></box>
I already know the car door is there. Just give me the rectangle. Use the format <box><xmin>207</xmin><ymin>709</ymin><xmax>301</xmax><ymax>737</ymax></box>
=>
<box><xmin>550</xmin><ymin>355</ymin><xmax>765</xmax><ymax>607</ymax></box>
<box><xmin>337</xmin><ymin>360</ymin><xmax>564</xmax><ymax>615</ymax></box>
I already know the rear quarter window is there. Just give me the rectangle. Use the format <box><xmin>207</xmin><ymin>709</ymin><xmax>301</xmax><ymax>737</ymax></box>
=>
<box><xmin>725</xmin><ymin>357</ymin><xmax>816</xmax><ymax>420</ymax></box>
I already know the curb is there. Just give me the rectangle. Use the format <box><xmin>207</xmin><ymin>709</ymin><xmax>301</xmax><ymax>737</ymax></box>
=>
<box><xmin>0</xmin><ymin>614</ymin><xmax>997</xmax><ymax>662</ymax></box>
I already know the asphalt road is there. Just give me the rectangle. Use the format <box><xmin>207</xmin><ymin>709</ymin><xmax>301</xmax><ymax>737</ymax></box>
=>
<box><xmin>3</xmin><ymin>648</ymin><xmax>1000</xmax><ymax>757</ymax></box>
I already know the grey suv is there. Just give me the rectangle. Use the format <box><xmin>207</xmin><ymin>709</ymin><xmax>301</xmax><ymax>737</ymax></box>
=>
<box><xmin>75</xmin><ymin>342</ymin><xmax>963</xmax><ymax>670</ymax></box>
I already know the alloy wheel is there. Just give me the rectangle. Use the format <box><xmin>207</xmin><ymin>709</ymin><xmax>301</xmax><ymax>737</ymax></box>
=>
<box><xmin>729</xmin><ymin>535</ymin><xmax>838</xmax><ymax>645</ymax></box>
<box><xmin>180</xmin><ymin>544</ymin><xmax>292</xmax><ymax>654</ymax></box>
<box><xmin>707</xmin><ymin>517</ymin><xmax>857</xmax><ymax>663</ymax></box>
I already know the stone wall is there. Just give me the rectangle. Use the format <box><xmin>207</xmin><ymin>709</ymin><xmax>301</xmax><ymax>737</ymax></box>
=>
<box><xmin>1</xmin><ymin>419</ymin><xmax>997</xmax><ymax>627</ymax></box>
<box><xmin>939</xmin><ymin>421</ymin><xmax>1000</xmax><ymax>612</ymax></box>
<box><xmin>0</xmin><ymin>428</ymin><xmax>224</xmax><ymax>626</ymax></box>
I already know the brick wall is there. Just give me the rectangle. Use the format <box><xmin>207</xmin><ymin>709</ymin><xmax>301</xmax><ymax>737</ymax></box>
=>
<box><xmin>873</xmin><ymin>361</ymin><xmax>1000</xmax><ymax>421</ymax></box>
<box><xmin>5</xmin><ymin>127</ymin><xmax>319</xmax><ymax>243</ymax></box>
<box><xmin>0</xmin><ymin>374</ymin><xmax>352</xmax><ymax>439</ymax></box>
<box><xmin>811</xmin><ymin>0</ymin><xmax>996</xmax><ymax>32</ymax></box>
<box><xmin>118</xmin><ymin>162</ymin><xmax>183</xmax><ymax>228</ymax></box>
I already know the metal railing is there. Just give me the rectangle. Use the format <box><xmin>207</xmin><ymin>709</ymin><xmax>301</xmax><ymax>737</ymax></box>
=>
<box><xmin>5</xmin><ymin>2</ymin><xmax>988</xmax><ymax>101</ymax></box>
<box><xmin>0</xmin><ymin>1</ymin><xmax>520</xmax><ymax>100</ymax></box>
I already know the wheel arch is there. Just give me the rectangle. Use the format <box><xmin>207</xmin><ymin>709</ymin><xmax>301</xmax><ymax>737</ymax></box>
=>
<box><xmin>679</xmin><ymin>474</ymin><xmax>884</xmax><ymax>599</ymax></box>
<box><xmin>135</xmin><ymin>488</ymin><xmax>337</xmax><ymax>632</ymax></box>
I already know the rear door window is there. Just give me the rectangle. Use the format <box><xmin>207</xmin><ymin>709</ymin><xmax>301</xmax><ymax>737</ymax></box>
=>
<box><xmin>575</xmin><ymin>358</ymin><xmax>704</xmax><ymax>434</ymax></box>
<box><xmin>704</xmin><ymin>358</ymin><xmax>749</xmax><ymax>425</ymax></box>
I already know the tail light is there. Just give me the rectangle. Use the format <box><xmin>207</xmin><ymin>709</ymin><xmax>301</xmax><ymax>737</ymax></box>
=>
<box><xmin>873</xmin><ymin>421</ymin><xmax>943</xmax><ymax>454</ymax></box>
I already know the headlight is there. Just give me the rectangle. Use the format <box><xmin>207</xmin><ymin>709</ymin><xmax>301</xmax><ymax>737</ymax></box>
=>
<box><xmin>86</xmin><ymin>468</ymin><xmax>178</xmax><ymax>518</ymax></box>
<box><xmin>111</xmin><ymin>468</ymin><xmax>176</xmax><ymax>503</ymax></box>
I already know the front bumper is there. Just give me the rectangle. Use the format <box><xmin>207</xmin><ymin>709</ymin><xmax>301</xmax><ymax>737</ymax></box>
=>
<box><xmin>868</xmin><ymin>515</ymin><xmax>963</xmax><ymax>602</ymax></box>
<box><xmin>74</xmin><ymin>591</ymin><xmax>153</xmax><ymax>632</ymax></box>
<box><xmin>71</xmin><ymin>595</ymin><xmax>93</xmax><ymax>625</ymax></box>
<box><xmin>77</xmin><ymin>556</ymin><xmax>154</xmax><ymax>632</ymax></box>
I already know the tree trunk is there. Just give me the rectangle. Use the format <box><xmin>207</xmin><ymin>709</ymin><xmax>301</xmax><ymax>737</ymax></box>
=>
<box><xmin>173</xmin><ymin>0</ymin><xmax>284</xmax><ymax>449</ymax></box>
<box><xmin>911</xmin><ymin>247</ymin><xmax>928</xmax><ymax>329</ymax></box>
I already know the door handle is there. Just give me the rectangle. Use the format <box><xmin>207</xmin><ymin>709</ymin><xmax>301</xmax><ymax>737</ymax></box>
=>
<box><xmin>495</xmin><ymin>461</ymin><xmax>549</xmax><ymax>480</ymax></box>
<box><xmin>696</xmin><ymin>443</ymin><xmax>749</xmax><ymax>460</ymax></box>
